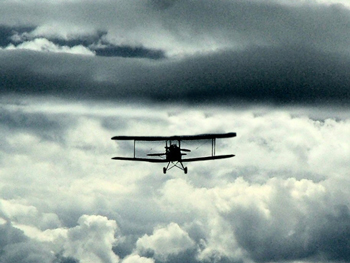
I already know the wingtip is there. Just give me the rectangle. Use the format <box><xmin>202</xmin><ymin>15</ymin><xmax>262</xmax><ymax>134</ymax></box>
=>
<box><xmin>228</xmin><ymin>132</ymin><xmax>237</xmax><ymax>137</ymax></box>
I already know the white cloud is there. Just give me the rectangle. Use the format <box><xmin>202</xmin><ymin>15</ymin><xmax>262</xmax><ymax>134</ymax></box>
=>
<box><xmin>122</xmin><ymin>254</ymin><xmax>154</xmax><ymax>263</ymax></box>
<box><xmin>5</xmin><ymin>38</ymin><xmax>95</xmax><ymax>55</ymax></box>
<box><xmin>64</xmin><ymin>215</ymin><xmax>119</xmax><ymax>263</ymax></box>
<box><xmin>0</xmin><ymin>99</ymin><xmax>350</xmax><ymax>262</ymax></box>
<box><xmin>136</xmin><ymin>222</ymin><xmax>195</xmax><ymax>260</ymax></box>
<box><xmin>30</xmin><ymin>23</ymin><xmax>99</xmax><ymax>40</ymax></box>
<box><xmin>0</xmin><ymin>199</ymin><xmax>61</xmax><ymax>230</ymax></box>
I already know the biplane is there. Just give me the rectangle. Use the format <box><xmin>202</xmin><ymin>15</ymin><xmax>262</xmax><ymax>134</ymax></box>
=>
<box><xmin>111</xmin><ymin>132</ymin><xmax>236</xmax><ymax>174</ymax></box>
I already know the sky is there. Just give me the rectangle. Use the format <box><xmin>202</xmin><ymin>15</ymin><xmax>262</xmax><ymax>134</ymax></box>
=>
<box><xmin>1</xmin><ymin>0</ymin><xmax>350</xmax><ymax>263</ymax></box>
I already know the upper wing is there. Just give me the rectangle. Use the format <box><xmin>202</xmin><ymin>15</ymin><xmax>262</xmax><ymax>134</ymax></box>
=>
<box><xmin>111</xmin><ymin>132</ymin><xmax>236</xmax><ymax>141</ymax></box>
<box><xmin>111</xmin><ymin>136</ymin><xmax>172</xmax><ymax>141</ymax></box>
<box><xmin>182</xmin><ymin>154</ymin><xmax>235</xmax><ymax>162</ymax></box>
<box><xmin>112</xmin><ymin>157</ymin><xmax>168</xmax><ymax>163</ymax></box>
<box><xmin>174</xmin><ymin>132</ymin><xmax>236</xmax><ymax>140</ymax></box>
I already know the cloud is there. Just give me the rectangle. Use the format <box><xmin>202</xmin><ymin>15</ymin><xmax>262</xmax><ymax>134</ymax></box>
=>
<box><xmin>4</xmin><ymin>38</ymin><xmax>95</xmax><ymax>55</ymax></box>
<box><xmin>136</xmin><ymin>222</ymin><xmax>195</xmax><ymax>260</ymax></box>
<box><xmin>218</xmin><ymin>178</ymin><xmax>350</xmax><ymax>262</ymax></box>
<box><xmin>1</xmin><ymin>1</ymin><xmax>350</xmax><ymax>105</ymax></box>
<box><xmin>0</xmin><ymin>213</ymin><xmax>120</xmax><ymax>263</ymax></box>
<box><xmin>1</xmin><ymin>0</ymin><xmax>350</xmax><ymax>56</ymax></box>
<box><xmin>122</xmin><ymin>254</ymin><xmax>154</xmax><ymax>263</ymax></box>
<box><xmin>0</xmin><ymin>100</ymin><xmax>350</xmax><ymax>263</ymax></box>
<box><xmin>63</xmin><ymin>215</ymin><xmax>119</xmax><ymax>263</ymax></box>
<box><xmin>1</xmin><ymin>1</ymin><xmax>350</xmax><ymax>262</ymax></box>
<box><xmin>0</xmin><ymin>222</ymin><xmax>55</xmax><ymax>263</ymax></box>
<box><xmin>0</xmin><ymin>25</ymin><xmax>165</xmax><ymax>59</ymax></box>
<box><xmin>1</xmin><ymin>45</ymin><xmax>350</xmax><ymax>105</ymax></box>
<box><xmin>0</xmin><ymin>199</ymin><xmax>61</xmax><ymax>230</ymax></box>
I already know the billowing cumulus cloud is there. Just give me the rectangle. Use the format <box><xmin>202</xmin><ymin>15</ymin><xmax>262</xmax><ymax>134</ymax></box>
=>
<box><xmin>0</xmin><ymin>99</ymin><xmax>350</xmax><ymax>263</ymax></box>
<box><xmin>63</xmin><ymin>215</ymin><xmax>119</xmax><ymax>263</ymax></box>
<box><xmin>136</xmin><ymin>222</ymin><xmax>195</xmax><ymax>260</ymax></box>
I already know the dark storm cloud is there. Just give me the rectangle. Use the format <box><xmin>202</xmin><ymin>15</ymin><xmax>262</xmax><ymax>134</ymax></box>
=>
<box><xmin>0</xmin><ymin>25</ymin><xmax>36</xmax><ymax>47</ymax></box>
<box><xmin>1</xmin><ymin>0</ymin><xmax>350</xmax><ymax>105</ymax></box>
<box><xmin>93</xmin><ymin>45</ymin><xmax>165</xmax><ymax>59</ymax></box>
<box><xmin>1</xmin><ymin>45</ymin><xmax>350</xmax><ymax>105</ymax></box>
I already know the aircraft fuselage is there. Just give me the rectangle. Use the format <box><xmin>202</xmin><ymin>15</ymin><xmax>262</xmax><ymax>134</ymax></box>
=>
<box><xmin>166</xmin><ymin>144</ymin><xmax>183</xmax><ymax>162</ymax></box>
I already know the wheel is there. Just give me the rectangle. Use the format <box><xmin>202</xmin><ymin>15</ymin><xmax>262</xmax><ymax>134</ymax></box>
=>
<box><xmin>184</xmin><ymin>167</ymin><xmax>188</xmax><ymax>174</ymax></box>
<box><xmin>163</xmin><ymin>167</ymin><xmax>167</xmax><ymax>174</ymax></box>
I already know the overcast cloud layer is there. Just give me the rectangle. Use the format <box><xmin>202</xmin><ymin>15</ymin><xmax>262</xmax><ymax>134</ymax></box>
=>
<box><xmin>1</xmin><ymin>0</ymin><xmax>350</xmax><ymax>104</ymax></box>
<box><xmin>1</xmin><ymin>0</ymin><xmax>350</xmax><ymax>263</ymax></box>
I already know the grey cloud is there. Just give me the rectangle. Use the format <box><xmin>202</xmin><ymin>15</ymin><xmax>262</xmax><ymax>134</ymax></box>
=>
<box><xmin>54</xmin><ymin>254</ymin><xmax>79</xmax><ymax>263</ymax></box>
<box><xmin>0</xmin><ymin>107</ymin><xmax>77</xmax><ymax>148</ymax></box>
<box><xmin>220</xmin><ymin>179</ymin><xmax>350</xmax><ymax>262</ymax></box>
<box><xmin>0</xmin><ymin>109</ymin><xmax>71</xmax><ymax>135</ymax></box>
<box><xmin>0</xmin><ymin>25</ymin><xmax>36</xmax><ymax>47</ymax></box>
<box><xmin>1</xmin><ymin>45</ymin><xmax>350</xmax><ymax>105</ymax></box>
<box><xmin>0</xmin><ymin>26</ymin><xmax>165</xmax><ymax>58</ymax></box>
<box><xmin>148</xmin><ymin>0</ymin><xmax>177</xmax><ymax>10</ymax></box>
<box><xmin>92</xmin><ymin>46</ymin><xmax>165</xmax><ymax>59</ymax></box>
<box><xmin>1</xmin><ymin>1</ymin><xmax>350</xmax><ymax>54</ymax></box>
<box><xmin>2</xmin><ymin>0</ymin><xmax>350</xmax><ymax>106</ymax></box>
<box><xmin>310</xmin><ymin>205</ymin><xmax>350</xmax><ymax>261</ymax></box>
<box><xmin>0</xmin><ymin>223</ymin><xmax>54</xmax><ymax>263</ymax></box>
<box><xmin>0</xmin><ymin>222</ymin><xmax>27</xmax><ymax>247</ymax></box>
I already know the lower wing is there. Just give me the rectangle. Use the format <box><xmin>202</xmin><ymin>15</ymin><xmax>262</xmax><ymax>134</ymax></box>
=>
<box><xmin>112</xmin><ymin>157</ymin><xmax>168</xmax><ymax>163</ymax></box>
<box><xmin>182</xmin><ymin>154</ymin><xmax>235</xmax><ymax>162</ymax></box>
<box><xmin>112</xmin><ymin>154</ymin><xmax>234</xmax><ymax>163</ymax></box>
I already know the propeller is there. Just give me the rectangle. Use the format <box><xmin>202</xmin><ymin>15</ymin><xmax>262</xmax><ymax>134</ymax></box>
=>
<box><xmin>164</xmin><ymin>146</ymin><xmax>191</xmax><ymax>152</ymax></box>
<box><xmin>180</xmin><ymin>148</ymin><xmax>191</xmax><ymax>152</ymax></box>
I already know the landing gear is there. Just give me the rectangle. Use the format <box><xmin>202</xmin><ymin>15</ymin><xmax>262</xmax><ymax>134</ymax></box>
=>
<box><xmin>163</xmin><ymin>162</ymin><xmax>188</xmax><ymax>174</ymax></box>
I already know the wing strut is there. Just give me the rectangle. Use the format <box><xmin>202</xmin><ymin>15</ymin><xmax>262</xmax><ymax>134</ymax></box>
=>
<box><xmin>212</xmin><ymin>138</ymin><xmax>216</xmax><ymax>156</ymax></box>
